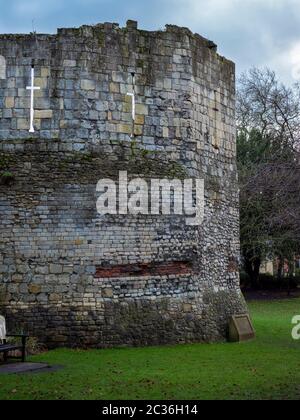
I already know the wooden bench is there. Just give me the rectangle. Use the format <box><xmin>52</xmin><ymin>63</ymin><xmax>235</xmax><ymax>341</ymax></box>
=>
<box><xmin>0</xmin><ymin>316</ymin><xmax>28</xmax><ymax>363</ymax></box>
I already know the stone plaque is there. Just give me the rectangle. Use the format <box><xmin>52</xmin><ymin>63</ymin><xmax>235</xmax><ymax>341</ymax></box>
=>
<box><xmin>228</xmin><ymin>314</ymin><xmax>255</xmax><ymax>342</ymax></box>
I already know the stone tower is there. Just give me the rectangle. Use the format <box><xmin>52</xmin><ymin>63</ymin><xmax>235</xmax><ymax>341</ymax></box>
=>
<box><xmin>0</xmin><ymin>21</ymin><xmax>247</xmax><ymax>348</ymax></box>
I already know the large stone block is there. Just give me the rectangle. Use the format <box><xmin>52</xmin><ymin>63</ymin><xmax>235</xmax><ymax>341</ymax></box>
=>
<box><xmin>81</xmin><ymin>79</ymin><xmax>96</xmax><ymax>90</ymax></box>
<box><xmin>35</xmin><ymin>110</ymin><xmax>53</xmax><ymax>119</ymax></box>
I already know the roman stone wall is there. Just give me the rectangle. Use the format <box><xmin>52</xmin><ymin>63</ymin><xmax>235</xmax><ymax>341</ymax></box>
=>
<box><xmin>0</xmin><ymin>21</ymin><xmax>247</xmax><ymax>348</ymax></box>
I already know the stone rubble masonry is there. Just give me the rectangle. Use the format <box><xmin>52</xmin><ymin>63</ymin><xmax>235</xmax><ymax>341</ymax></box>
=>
<box><xmin>0</xmin><ymin>21</ymin><xmax>247</xmax><ymax>348</ymax></box>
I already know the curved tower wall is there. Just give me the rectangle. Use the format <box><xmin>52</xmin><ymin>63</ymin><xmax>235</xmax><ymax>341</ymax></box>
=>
<box><xmin>0</xmin><ymin>21</ymin><xmax>247</xmax><ymax>347</ymax></box>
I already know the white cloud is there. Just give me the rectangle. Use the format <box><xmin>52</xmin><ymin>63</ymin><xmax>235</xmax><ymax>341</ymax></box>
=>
<box><xmin>287</xmin><ymin>42</ymin><xmax>300</xmax><ymax>82</ymax></box>
<box><xmin>163</xmin><ymin>0</ymin><xmax>300</xmax><ymax>84</ymax></box>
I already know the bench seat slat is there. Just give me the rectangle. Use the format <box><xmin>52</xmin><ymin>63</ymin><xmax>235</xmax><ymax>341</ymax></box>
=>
<box><xmin>0</xmin><ymin>344</ymin><xmax>23</xmax><ymax>352</ymax></box>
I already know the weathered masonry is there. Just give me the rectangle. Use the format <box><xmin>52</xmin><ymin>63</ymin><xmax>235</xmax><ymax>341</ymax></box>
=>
<box><xmin>0</xmin><ymin>21</ymin><xmax>247</xmax><ymax>348</ymax></box>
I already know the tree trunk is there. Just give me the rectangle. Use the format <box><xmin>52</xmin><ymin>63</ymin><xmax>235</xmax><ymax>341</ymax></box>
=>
<box><xmin>253</xmin><ymin>257</ymin><xmax>261</xmax><ymax>289</ymax></box>
<box><xmin>287</xmin><ymin>260</ymin><xmax>295</xmax><ymax>297</ymax></box>
<box><xmin>244</xmin><ymin>256</ymin><xmax>261</xmax><ymax>289</ymax></box>
<box><xmin>277</xmin><ymin>257</ymin><xmax>284</xmax><ymax>289</ymax></box>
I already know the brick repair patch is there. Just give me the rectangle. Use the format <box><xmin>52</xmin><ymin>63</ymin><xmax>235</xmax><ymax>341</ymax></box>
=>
<box><xmin>95</xmin><ymin>261</ymin><xmax>193</xmax><ymax>278</ymax></box>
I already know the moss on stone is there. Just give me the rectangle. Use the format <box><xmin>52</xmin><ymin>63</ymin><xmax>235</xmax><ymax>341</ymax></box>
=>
<box><xmin>0</xmin><ymin>154</ymin><xmax>13</xmax><ymax>170</ymax></box>
<box><xmin>93</xmin><ymin>28</ymin><xmax>105</xmax><ymax>47</ymax></box>
<box><xmin>0</xmin><ymin>148</ymin><xmax>187</xmax><ymax>185</ymax></box>
<box><xmin>207</xmin><ymin>176</ymin><xmax>221</xmax><ymax>192</ymax></box>
<box><xmin>0</xmin><ymin>285</ymin><xmax>8</xmax><ymax>306</ymax></box>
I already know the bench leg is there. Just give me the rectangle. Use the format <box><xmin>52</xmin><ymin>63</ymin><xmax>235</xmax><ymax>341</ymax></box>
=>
<box><xmin>3</xmin><ymin>351</ymin><xmax>8</xmax><ymax>363</ymax></box>
<box><xmin>21</xmin><ymin>336</ymin><xmax>26</xmax><ymax>362</ymax></box>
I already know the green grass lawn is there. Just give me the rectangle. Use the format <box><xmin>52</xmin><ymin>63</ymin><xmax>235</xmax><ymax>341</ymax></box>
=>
<box><xmin>1</xmin><ymin>298</ymin><xmax>300</xmax><ymax>400</ymax></box>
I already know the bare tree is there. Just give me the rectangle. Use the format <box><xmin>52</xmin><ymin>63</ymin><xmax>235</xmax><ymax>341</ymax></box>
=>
<box><xmin>237</xmin><ymin>68</ymin><xmax>300</xmax><ymax>288</ymax></box>
<box><xmin>237</xmin><ymin>68</ymin><xmax>300</xmax><ymax>150</ymax></box>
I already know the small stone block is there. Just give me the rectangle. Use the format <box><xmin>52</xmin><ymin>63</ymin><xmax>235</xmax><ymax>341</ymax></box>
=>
<box><xmin>126</xmin><ymin>20</ymin><xmax>138</xmax><ymax>30</ymax></box>
<box><xmin>5</xmin><ymin>97</ymin><xmax>14</xmax><ymax>108</ymax></box>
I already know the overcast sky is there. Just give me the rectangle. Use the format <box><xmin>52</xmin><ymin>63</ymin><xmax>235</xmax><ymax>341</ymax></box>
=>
<box><xmin>0</xmin><ymin>0</ymin><xmax>300</xmax><ymax>84</ymax></box>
